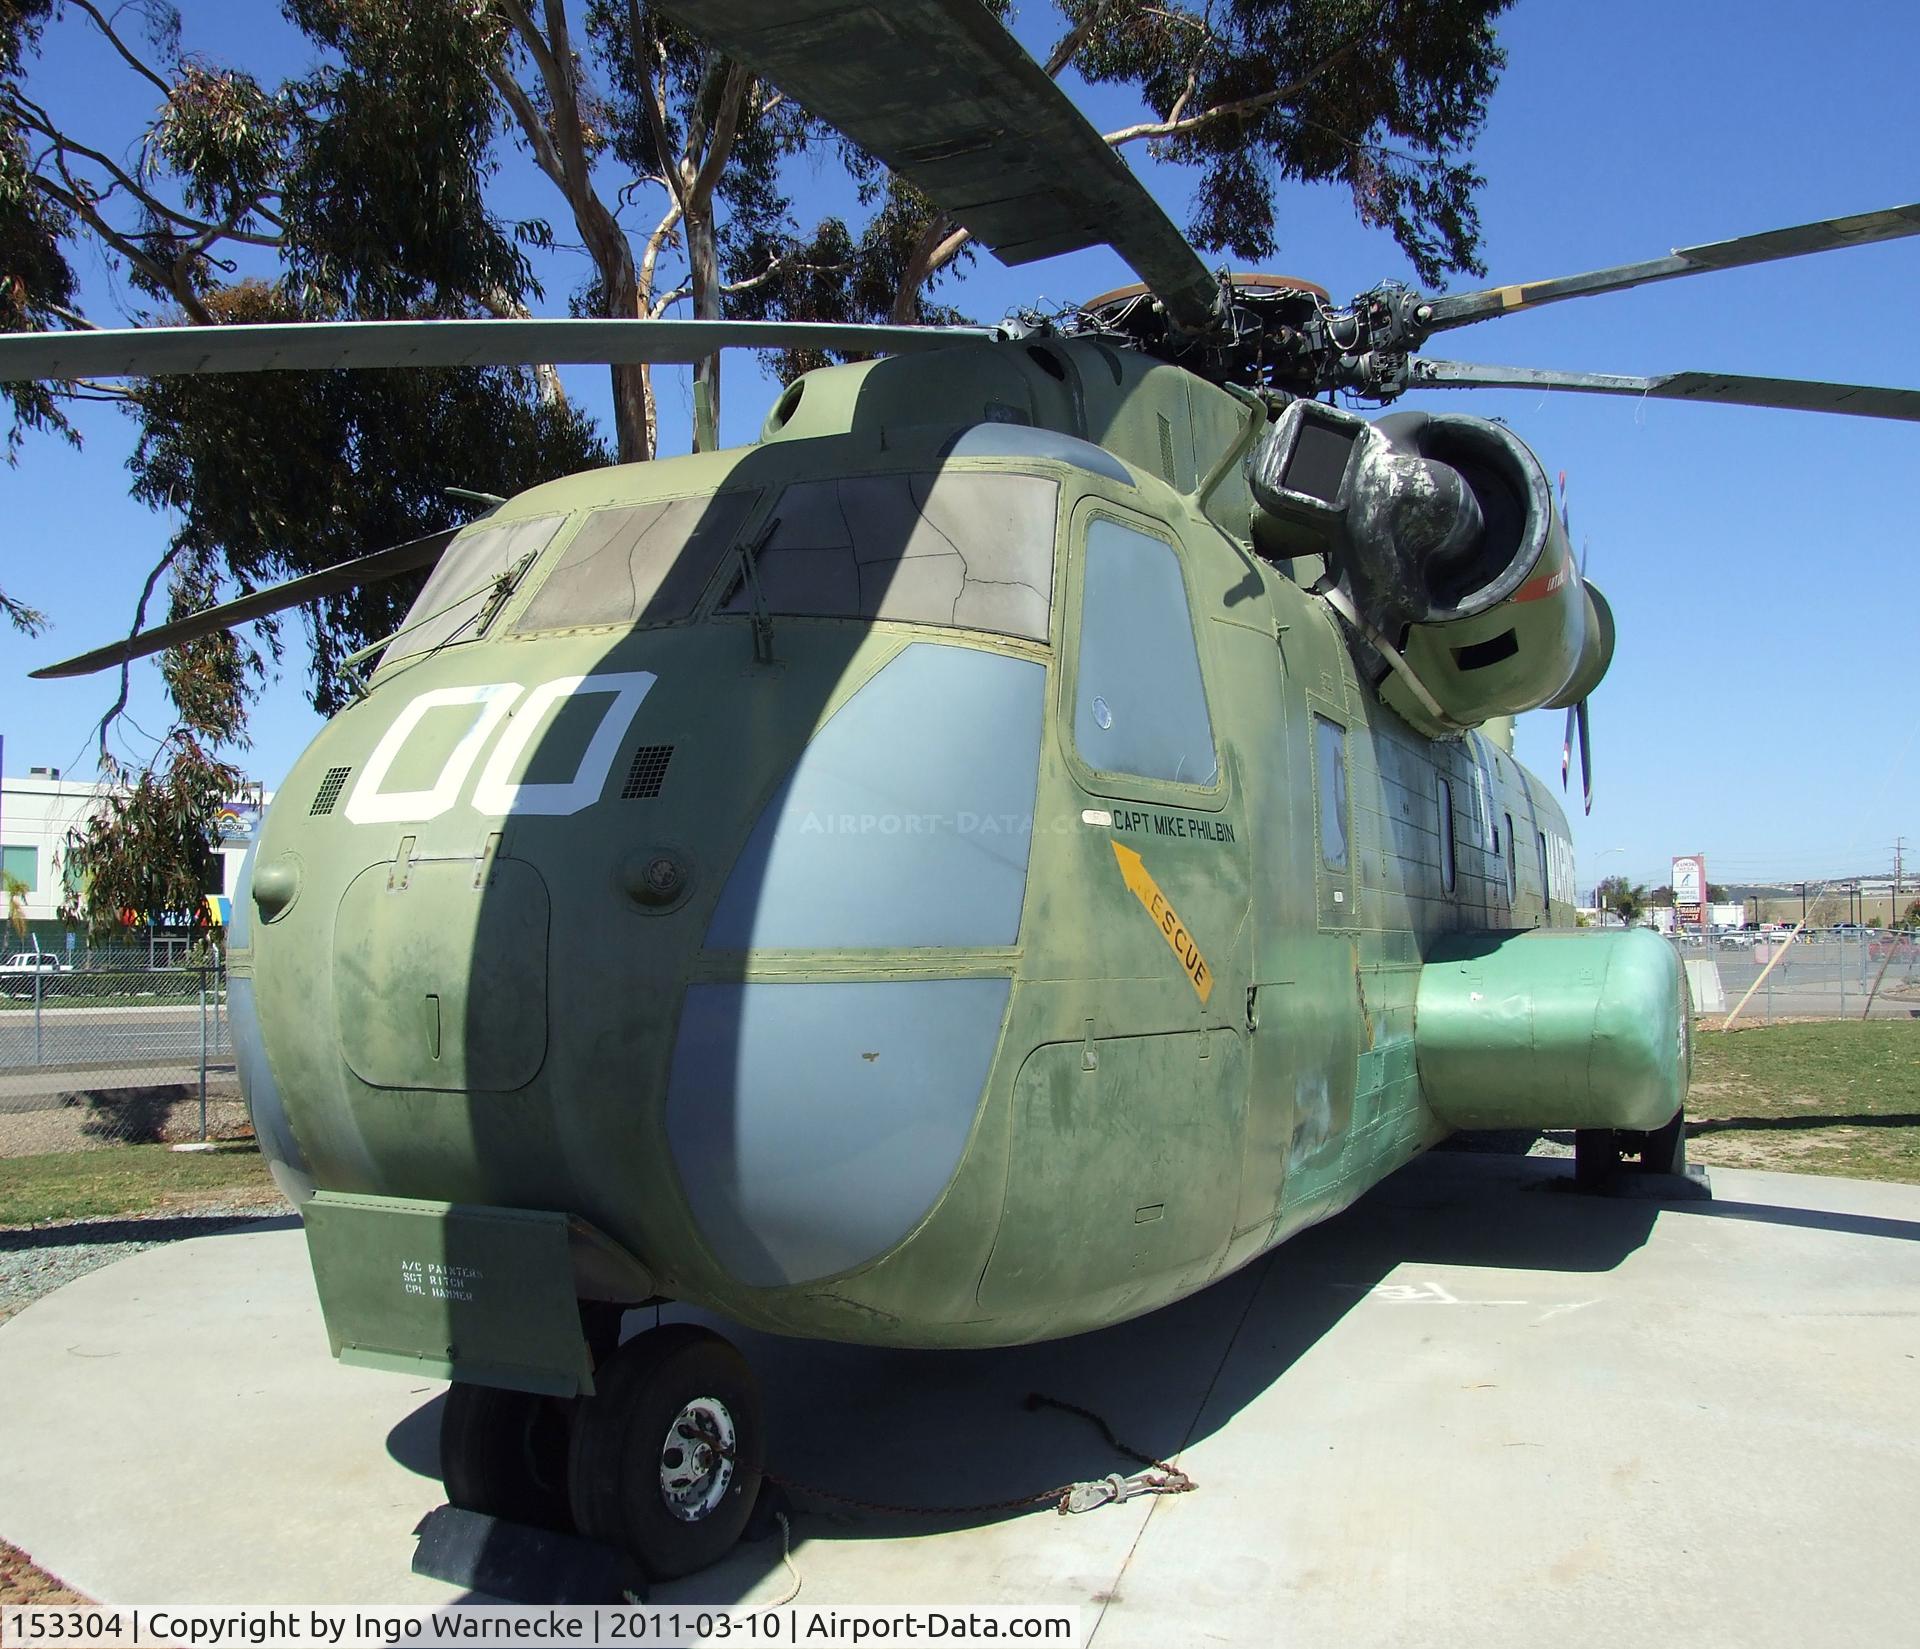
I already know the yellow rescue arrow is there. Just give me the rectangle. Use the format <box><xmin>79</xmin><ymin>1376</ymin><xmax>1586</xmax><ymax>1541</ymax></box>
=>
<box><xmin>1110</xmin><ymin>839</ymin><xmax>1213</xmax><ymax>1004</ymax></box>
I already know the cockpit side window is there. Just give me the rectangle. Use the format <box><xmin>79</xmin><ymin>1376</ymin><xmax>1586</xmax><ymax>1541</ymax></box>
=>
<box><xmin>383</xmin><ymin>514</ymin><xmax>564</xmax><ymax>666</ymax></box>
<box><xmin>717</xmin><ymin>471</ymin><xmax>1059</xmax><ymax>643</ymax></box>
<box><xmin>513</xmin><ymin>491</ymin><xmax>759</xmax><ymax>635</ymax></box>
<box><xmin>1073</xmin><ymin>518</ymin><xmax>1219</xmax><ymax>787</ymax></box>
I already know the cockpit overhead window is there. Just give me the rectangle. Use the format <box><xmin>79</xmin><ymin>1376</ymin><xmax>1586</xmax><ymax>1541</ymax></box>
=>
<box><xmin>383</xmin><ymin>514</ymin><xmax>564</xmax><ymax>666</ymax></box>
<box><xmin>513</xmin><ymin>490</ymin><xmax>759</xmax><ymax>636</ymax></box>
<box><xmin>718</xmin><ymin>471</ymin><xmax>1059</xmax><ymax>643</ymax></box>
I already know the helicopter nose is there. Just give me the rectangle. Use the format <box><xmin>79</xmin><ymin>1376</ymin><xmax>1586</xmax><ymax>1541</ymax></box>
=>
<box><xmin>664</xmin><ymin>640</ymin><xmax>1045</xmax><ymax>1290</ymax></box>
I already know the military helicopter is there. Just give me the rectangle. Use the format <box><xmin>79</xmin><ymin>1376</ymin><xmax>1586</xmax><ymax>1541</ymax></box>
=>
<box><xmin>7</xmin><ymin>0</ymin><xmax>1920</xmax><ymax>1585</ymax></box>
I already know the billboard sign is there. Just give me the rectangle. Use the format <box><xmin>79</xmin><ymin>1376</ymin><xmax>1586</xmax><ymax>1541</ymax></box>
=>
<box><xmin>1672</xmin><ymin>853</ymin><xmax>1707</xmax><ymax>932</ymax></box>
<box><xmin>215</xmin><ymin>802</ymin><xmax>261</xmax><ymax>847</ymax></box>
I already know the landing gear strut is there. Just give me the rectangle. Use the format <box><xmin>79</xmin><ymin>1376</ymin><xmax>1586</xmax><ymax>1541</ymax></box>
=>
<box><xmin>434</xmin><ymin>1317</ymin><xmax>766</xmax><ymax>1588</ymax></box>
<box><xmin>1572</xmin><ymin>1108</ymin><xmax>1708</xmax><ymax>1197</ymax></box>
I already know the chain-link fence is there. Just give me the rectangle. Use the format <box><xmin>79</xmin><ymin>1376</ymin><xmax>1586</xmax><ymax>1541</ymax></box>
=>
<box><xmin>0</xmin><ymin>952</ymin><xmax>245</xmax><ymax>1161</ymax></box>
<box><xmin>2</xmin><ymin>925</ymin><xmax>1911</xmax><ymax>1165</ymax></box>
<box><xmin>1671</xmin><ymin>929</ymin><xmax>1920</xmax><ymax>1023</ymax></box>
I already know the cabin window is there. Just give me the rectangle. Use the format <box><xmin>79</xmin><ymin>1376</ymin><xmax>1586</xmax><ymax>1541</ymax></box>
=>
<box><xmin>1315</xmin><ymin>716</ymin><xmax>1349</xmax><ymax>872</ymax></box>
<box><xmin>516</xmin><ymin>491</ymin><xmax>758</xmax><ymax>634</ymax></box>
<box><xmin>1437</xmin><ymin>777</ymin><xmax>1456</xmax><ymax>893</ymax></box>
<box><xmin>1537</xmin><ymin>831</ymin><xmax>1551</xmax><ymax>904</ymax></box>
<box><xmin>1470</xmin><ymin>731</ymin><xmax>1498</xmax><ymax>850</ymax></box>
<box><xmin>1074</xmin><ymin>519</ymin><xmax>1218</xmax><ymax>785</ymax></box>
<box><xmin>1504</xmin><ymin>811</ymin><xmax>1517</xmax><ymax>899</ymax></box>
<box><xmin>383</xmin><ymin>514</ymin><xmax>566</xmax><ymax>666</ymax></box>
<box><xmin>718</xmin><ymin>471</ymin><xmax>1059</xmax><ymax>642</ymax></box>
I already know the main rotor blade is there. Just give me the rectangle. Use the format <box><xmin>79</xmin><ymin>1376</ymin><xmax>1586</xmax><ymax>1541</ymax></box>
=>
<box><xmin>1423</xmin><ymin>202</ymin><xmax>1920</xmax><ymax>332</ymax></box>
<box><xmin>29</xmin><ymin>527</ymin><xmax>457</xmax><ymax>680</ymax></box>
<box><xmin>1576</xmin><ymin>697</ymin><xmax>1593</xmax><ymax>818</ymax></box>
<box><xmin>649</xmin><ymin>0</ymin><xmax>1223</xmax><ymax>335</ymax></box>
<box><xmin>1408</xmin><ymin>359</ymin><xmax>1920</xmax><ymax>422</ymax></box>
<box><xmin>0</xmin><ymin>316</ymin><xmax>992</xmax><ymax>383</ymax></box>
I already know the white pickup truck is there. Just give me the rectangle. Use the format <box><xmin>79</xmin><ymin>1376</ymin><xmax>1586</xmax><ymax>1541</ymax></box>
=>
<box><xmin>0</xmin><ymin>951</ymin><xmax>67</xmax><ymax>997</ymax></box>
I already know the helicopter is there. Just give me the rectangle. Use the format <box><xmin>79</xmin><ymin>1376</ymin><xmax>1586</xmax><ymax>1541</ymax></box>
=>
<box><xmin>6</xmin><ymin>0</ymin><xmax>1920</xmax><ymax>1587</ymax></box>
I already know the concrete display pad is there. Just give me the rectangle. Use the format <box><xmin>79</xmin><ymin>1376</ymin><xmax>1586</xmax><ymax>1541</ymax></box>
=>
<box><xmin>2</xmin><ymin>1153</ymin><xmax>1916</xmax><ymax>1646</ymax></box>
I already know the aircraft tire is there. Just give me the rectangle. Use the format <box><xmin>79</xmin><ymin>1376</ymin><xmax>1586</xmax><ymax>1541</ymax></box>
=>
<box><xmin>439</xmin><ymin>1381</ymin><xmax>576</xmax><ymax>1532</ymax></box>
<box><xmin>566</xmin><ymin>1324</ymin><xmax>764</xmax><ymax>1579</ymax></box>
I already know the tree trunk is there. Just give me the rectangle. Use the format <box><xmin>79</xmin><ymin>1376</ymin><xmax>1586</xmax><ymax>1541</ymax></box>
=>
<box><xmin>610</xmin><ymin>361</ymin><xmax>655</xmax><ymax>463</ymax></box>
<box><xmin>687</xmin><ymin>206</ymin><xmax>720</xmax><ymax>451</ymax></box>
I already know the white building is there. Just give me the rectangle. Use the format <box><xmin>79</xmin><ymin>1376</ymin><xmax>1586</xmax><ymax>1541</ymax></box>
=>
<box><xmin>1</xmin><ymin>762</ymin><xmax>263</xmax><ymax>946</ymax></box>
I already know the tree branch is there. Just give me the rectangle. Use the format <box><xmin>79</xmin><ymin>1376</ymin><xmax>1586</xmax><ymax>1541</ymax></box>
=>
<box><xmin>32</xmin><ymin>167</ymin><xmax>212</xmax><ymax>322</ymax></box>
<box><xmin>722</xmin><ymin>253</ymin><xmax>853</xmax><ymax>297</ymax></box>
<box><xmin>687</xmin><ymin>62</ymin><xmax>750</xmax><ymax>212</ymax></box>
<box><xmin>97</xmin><ymin>545</ymin><xmax>182</xmax><ymax>759</ymax></box>
<box><xmin>1043</xmin><ymin>1</ymin><xmax>1112</xmax><ymax>75</ymax></box>
<box><xmin>1103</xmin><ymin>32</ymin><xmax>1371</xmax><ymax>148</ymax></box>
<box><xmin>6</xmin><ymin>91</ymin><xmax>282</xmax><ymax>246</ymax></box>
<box><xmin>638</xmin><ymin>196</ymin><xmax>685</xmax><ymax>309</ymax></box>
<box><xmin>487</xmin><ymin>60</ymin><xmax>569</xmax><ymax>190</ymax></box>
<box><xmin>67</xmin><ymin>0</ymin><xmax>173</xmax><ymax>97</ymax></box>
<box><xmin>634</xmin><ymin>4</ymin><xmax>685</xmax><ymax>212</ymax></box>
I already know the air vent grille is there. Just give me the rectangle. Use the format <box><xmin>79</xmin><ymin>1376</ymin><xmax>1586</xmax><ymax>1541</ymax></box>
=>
<box><xmin>310</xmin><ymin>766</ymin><xmax>352</xmax><ymax>816</ymax></box>
<box><xmin>621</xmin><ymin>745</ymin><xmax>674</xmax><ymax>800</ymax></box>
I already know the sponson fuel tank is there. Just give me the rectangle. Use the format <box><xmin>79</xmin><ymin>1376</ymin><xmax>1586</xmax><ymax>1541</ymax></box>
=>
<box><xmin>1415</xmin><ymin>927</ymin><xmax>1691</xmax><ymax>1132</ymax></box>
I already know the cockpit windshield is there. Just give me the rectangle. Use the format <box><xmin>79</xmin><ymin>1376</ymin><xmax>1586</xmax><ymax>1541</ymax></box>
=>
<box><xmin>511</xmin><ymin>491</ymin><xmax>760</xmax><ymax>636</ymax></box>
<box><xmin>382</xmin><ymin>514</ymin><xmax>564</xmax><ymax>666</ymax></box>
<box><xmin>718</xmin><ymin>471</ymin><xmax>1059</xmax><ymax>642</ymax></box>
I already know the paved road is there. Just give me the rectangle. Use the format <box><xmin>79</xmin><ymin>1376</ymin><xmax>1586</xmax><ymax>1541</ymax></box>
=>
<box><xmin>0</xmin><ymin>1004</ymin><xmax>236</xmax><ymax>1111</ymax></box>
<box><xmin>0</xmin><ymin>1003</ymin><xmax>231</xmax><ymax>1075</ymax></box>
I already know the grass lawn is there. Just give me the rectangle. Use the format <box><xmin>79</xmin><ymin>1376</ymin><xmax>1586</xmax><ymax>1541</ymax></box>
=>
<box><xmin>1686</xmin><ymin>1018</ymin><xmax>1920</xmax><ymax>1183</ymax></box>
<box><xmin>0</xmin><ymin>1141</ymin><xmax>278</xmax><ymax>1226</ymax></box>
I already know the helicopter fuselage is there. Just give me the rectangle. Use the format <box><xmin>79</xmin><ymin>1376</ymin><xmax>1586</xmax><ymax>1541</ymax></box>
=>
<box><xmin>229</xmin><ymin>337</ymin><xmax>1684</xmax><ymax>1393</ymax></box>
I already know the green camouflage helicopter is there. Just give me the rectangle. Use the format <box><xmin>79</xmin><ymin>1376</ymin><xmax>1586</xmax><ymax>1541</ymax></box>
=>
<box><xmin>9</xmin><ymin>0</ymin><xmax>1920</xmax><ymax>1585</ymax></box>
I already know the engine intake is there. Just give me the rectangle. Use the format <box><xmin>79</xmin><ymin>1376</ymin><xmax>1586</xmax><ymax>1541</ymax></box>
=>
<box><xmin>1247</xmin><ymin>400</ymin><xmax>1613</xmax><ymax>735</ymax></box>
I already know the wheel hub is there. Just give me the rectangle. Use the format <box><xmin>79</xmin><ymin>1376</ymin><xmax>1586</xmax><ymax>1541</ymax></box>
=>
<box><xmin>658</xmin><ymin>1395</ymin><xmax>736</xmax><ymax>1522</ymax></box>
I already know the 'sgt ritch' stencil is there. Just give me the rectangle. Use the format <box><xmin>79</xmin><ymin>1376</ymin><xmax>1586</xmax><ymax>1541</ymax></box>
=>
<box><xmin>401</xmin><ymin>1259</ymin><xmax>482</xmax><ymax>1303</ymax></box>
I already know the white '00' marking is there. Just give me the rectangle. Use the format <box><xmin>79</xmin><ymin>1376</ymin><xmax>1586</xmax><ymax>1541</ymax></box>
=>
<box><xmin>342</xmin><ymin>673</ymin><xmax>658</xmax><ymax>824</ymax></box>
<box><xmin>472</xmin><ymin>671</ymin><xmax>657</xmax><ymax>817</ymax></box>
<box><xmin>344</xmin><ymin>683</ymin><xmax>522</xmax><ymax>825</ymax></box>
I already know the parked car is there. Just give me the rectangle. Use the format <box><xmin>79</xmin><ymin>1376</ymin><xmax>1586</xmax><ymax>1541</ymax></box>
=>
<box><xmin>1870</xmin><ymin>933</ymin><xmax>1920</xmax><ymax>964</ymax></box>
<box><xmin>0</xmin><ymin>951</ymin><xmax>67</xmax><ymax>997</ymax></box>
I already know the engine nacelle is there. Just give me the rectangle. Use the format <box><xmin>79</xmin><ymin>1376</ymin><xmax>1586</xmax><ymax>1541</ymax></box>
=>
<box><xmin>1246</xmin><ymin>399</ymin><xmax>1614</xmax><ymax>736</ymax></box>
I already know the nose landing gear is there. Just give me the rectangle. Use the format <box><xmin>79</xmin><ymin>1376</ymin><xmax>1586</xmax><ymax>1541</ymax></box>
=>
<box><xmin>569</xmin><ymin>1323</ymin><xmax>766</xmax><ymax>1579</ymax></box>
<box><xmin>435</xmin><ymin>1319</ymin><xmax>766</xmax><ymax>1588</ymax></box>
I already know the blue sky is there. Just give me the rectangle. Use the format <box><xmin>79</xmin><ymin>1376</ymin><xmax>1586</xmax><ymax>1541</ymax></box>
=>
<box><xmin>3</xmin><ymin>0</ymin><xmax>1917</xmax><ymax>897</ymax></box>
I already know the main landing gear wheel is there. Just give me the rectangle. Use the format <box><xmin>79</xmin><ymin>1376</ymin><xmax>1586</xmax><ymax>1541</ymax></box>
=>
<box><xmin>567</xmin><ymin>1323</ymin><xmax>765</xmax><ymax>1580</ymax></box>
<box><xmin>440</xmin><ymin>1382</ymin><xmax>576</xmax><ymax>1532</ymax></box>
